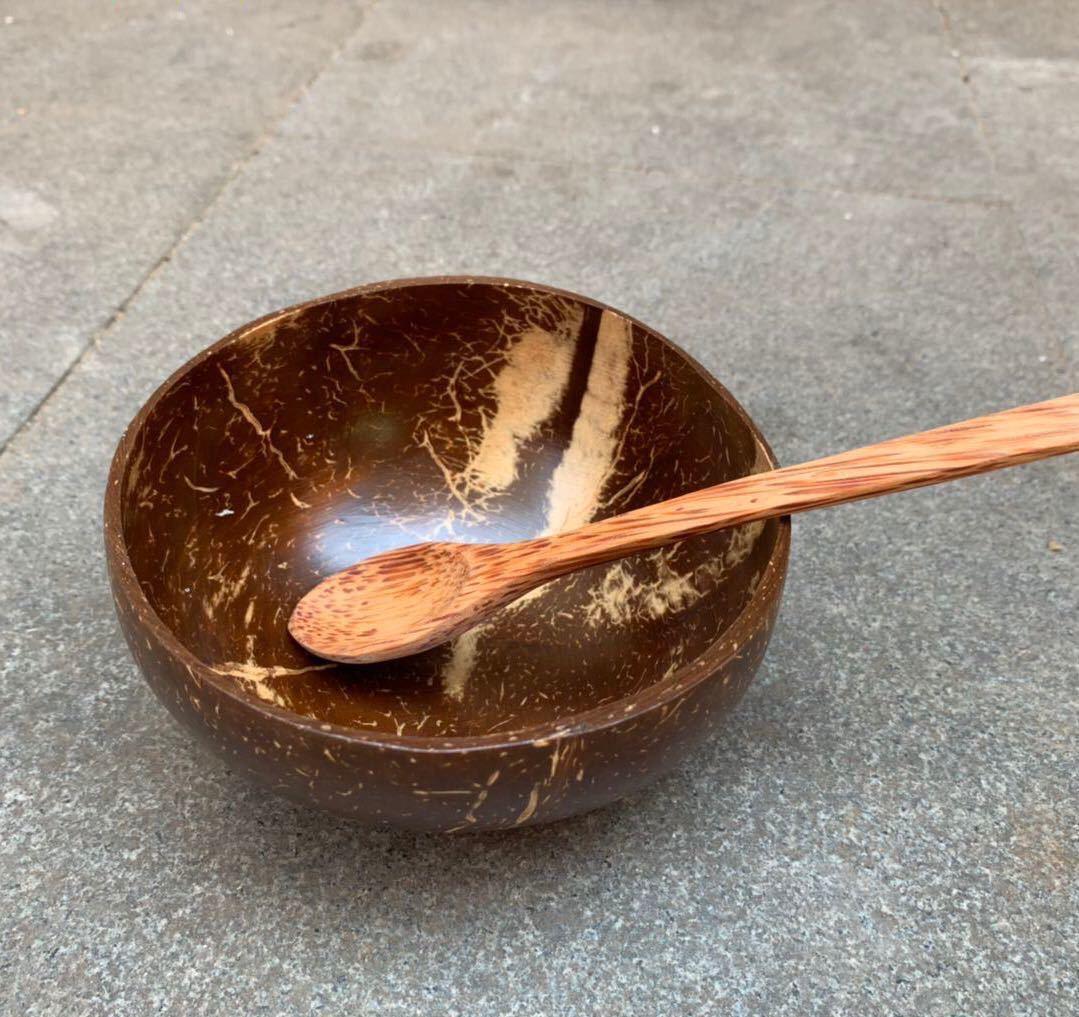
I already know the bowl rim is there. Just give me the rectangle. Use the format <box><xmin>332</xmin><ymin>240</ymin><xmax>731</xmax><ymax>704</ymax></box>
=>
<box><xmin>105</xmin><ymin>275</ymin><xmax>791</xmax><ymax>753</ymax></box>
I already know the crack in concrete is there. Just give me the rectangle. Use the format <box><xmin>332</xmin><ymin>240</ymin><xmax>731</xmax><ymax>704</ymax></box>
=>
<box><xmin>933</xmin><ymin>2</ymin><xmax>999</xmax><ymax>176</ymax></box>
<box><xmin>0</xmin><ymin>2</ymin><xmax>377</xmax><ymax>463</ymax></box>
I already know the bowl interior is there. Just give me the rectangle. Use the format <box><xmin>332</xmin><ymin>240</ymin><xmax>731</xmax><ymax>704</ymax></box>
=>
<box><xmin>119</xmin><ymin>280</ymin><xmax>780</xmax><ymax>737</ymax></box>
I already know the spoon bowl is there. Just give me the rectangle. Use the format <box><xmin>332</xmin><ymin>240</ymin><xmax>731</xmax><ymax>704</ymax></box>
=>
<box><xmin>105</xmin><ymin>277</ymin><xmax>789</xmax><ymax>830</ymax></box>
<box><xmin>288</xmin><ymin>541</ymin><xmax>482</xmax><ymax>663</ymax></box>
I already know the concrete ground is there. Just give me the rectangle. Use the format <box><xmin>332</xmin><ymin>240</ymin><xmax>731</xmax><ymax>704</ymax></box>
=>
<box><xmin>1</xmin><ymin>2</ymin><xmax>1075</xmax><ymax>1014</ymax></box>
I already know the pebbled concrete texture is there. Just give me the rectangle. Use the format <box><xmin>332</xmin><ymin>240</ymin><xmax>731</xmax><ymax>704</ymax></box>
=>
<box><xmin>938</xmin><ymin>0</ymin><xmax>1079</xmax><ymax>366</ymax></box>
<box><xmin>1</xmin><ymin>2</ymin><xmax>1075</xmax><ymax>1015</ymax></box>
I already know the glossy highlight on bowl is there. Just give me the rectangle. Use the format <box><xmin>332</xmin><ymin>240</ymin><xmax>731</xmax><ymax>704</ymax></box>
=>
<box><xmin>105</xmin><ymin>277</ymin><xmax>790</xmax><ymax>831</ymax></box>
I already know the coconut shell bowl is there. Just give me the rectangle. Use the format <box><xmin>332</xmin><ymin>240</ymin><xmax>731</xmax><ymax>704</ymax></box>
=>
<box><xmin>105</xmin><ymin>277</ymin><xmax>790</xmax><ymax>832</ymax></box>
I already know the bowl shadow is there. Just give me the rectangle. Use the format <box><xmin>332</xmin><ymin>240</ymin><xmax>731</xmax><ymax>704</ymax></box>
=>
<box><xmin>200</xmin><ymin>707</ymin><xmax>773</xmax><ymax>911</ymax></box>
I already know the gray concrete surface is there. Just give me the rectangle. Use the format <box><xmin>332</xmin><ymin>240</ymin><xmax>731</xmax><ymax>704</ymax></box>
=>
<box><xmin>0</xmin><ymin>0</ymin><xmax>364</xmax><ymax>447</ymax></box>
<box><xmin>1</xmin><ymin>2</ymin><xmax>1075</xmax><ymax>1015</ymax></box>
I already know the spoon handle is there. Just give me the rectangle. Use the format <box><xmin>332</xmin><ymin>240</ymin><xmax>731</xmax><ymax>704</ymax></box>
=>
<box><xmin>537</xmin><ymin>393</ymin><xmax>1079</xmax><ymax>577</ymax></box>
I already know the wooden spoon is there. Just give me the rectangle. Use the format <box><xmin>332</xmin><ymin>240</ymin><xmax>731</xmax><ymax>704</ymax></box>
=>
<box><xmin>288</xmin><ymin>394</ymin><xmax>1079</xmax><ymax>664</ymax></box>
